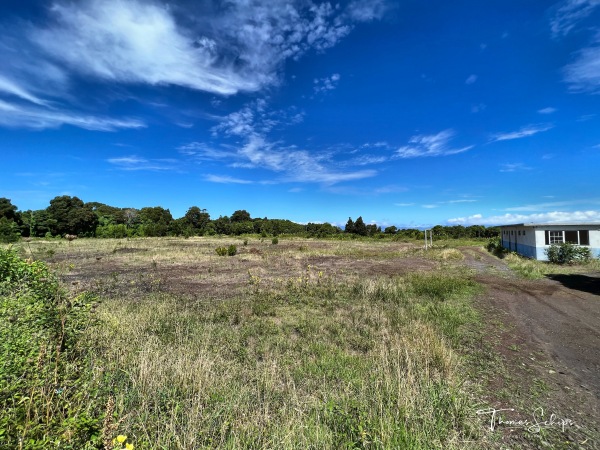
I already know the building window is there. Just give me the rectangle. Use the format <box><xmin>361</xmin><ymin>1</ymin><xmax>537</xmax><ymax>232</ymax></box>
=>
<box><xmin>549</xmin><ymin>231</ymin><xmax>563</xmax><ymax>244</ymax></box>
<box><xmin>544</xmin><ymin>230</ymin><xmax>590</xmax><ymax>245</ymax></box>
<box><xmin>523</xmin><ymin>230</ymin><xmax>526</xmax><ymax>235</ymax></box>
<box><xmin>565</xmin><ymin>231</ymin><xmax>578</xmax><ymax>244</ymax></box>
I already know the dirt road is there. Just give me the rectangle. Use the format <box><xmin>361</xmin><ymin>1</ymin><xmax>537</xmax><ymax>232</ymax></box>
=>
<box><xmin>462</xmin><ymin>248</ymin><xmax>600</xmax><ymax>446</ymax></box>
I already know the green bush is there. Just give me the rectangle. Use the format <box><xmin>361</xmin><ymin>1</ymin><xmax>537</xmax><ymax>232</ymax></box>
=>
<box><xmin>215</xmin><ymin>245</ymin><xmax>237</xmax><ymax>256</ymax></box>
<box><xmin>485</xmin><ymin>237</ymin><xmax>506</xmax><ymax>257</ymax></box>
<box><xmin>546</xmin><ymin>243</ymin><xmax>591</xmax><ymax>264</ymax></box>
<box><xmin>272</xmin><ymin>237</ymin><xmax>279</xmax><ymax>245</ymax></box>
<box><xmin>0</xmin><ymin>248</ymin><xmax>101</xmax><ymax>448</ymax></box>
<box><xmin>0</xmin><ymin>217</ymin><xmax>21</xmax><ymax>243</ymax></box>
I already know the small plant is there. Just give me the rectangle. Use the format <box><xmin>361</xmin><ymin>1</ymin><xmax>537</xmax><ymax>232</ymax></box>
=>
<box><xmin>215</xmin><ymin>245</ymin><xmax>237</xmax><ymax>256</ymax></box>
<box><xmin>272</xmin><ymin>237</ymin><xmax>279</xmax><ymax>245</ymax></box>
<box><xmin>112</xmin><ymin>434</ymin><xmax>135</xmax><ymax>450</ymax></box>
<box><xmin>243</xmin><ymin>238</ymin><xmax>248</xmax><ymax>246</ymax></box>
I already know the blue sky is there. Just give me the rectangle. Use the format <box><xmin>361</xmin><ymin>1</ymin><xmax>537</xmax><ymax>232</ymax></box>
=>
<box><xmin>1</xmin><ymin>0</ymin><xmax>600</xmax><ymax>228</ymax></box>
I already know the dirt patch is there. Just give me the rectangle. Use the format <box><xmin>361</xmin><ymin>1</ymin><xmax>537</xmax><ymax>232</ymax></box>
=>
<box><xmin>465</xmin><ymin>248</ymin><xmax>600</xmax><ymax>448</ymax></box>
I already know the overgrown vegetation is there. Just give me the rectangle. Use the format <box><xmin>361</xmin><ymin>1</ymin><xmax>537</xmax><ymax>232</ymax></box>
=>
<box><xmin>88</xmin><ymin>269</ymin><xmax>483</xmax><ymax>449</ymax></box>
<box><xmin>545</xmin><ymin>242</ymin><xmax>592</xmax><ymax>264</ymax></box>
<box><xmin>500</xmin><ymin>252</ymin><xmax>600</xmax><ymax>279</ymax></box>
<box><xmin>0</xmin><ymin>248</ymin><xmax>101</xmax><ymax>449</ymax></box>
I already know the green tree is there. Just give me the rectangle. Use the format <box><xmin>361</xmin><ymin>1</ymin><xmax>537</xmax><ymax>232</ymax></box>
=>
<box><xmin>214</xmin><ymin>216</ymin><xmax>231</xmax><ymax>235</ymax></box>
<box><xmin>138</xmin><ymin>206</ymin><xmax>173</xmax><ymax>237</ymax></box>
<box><xmin>354</xmin><ymin>216</ymin><xmax>368</xmax><ymax>236</ymax></box>
<box><xmin>183</xmin><ymin>206</ymin><xmax>210</xmax><ymax>232</ymax></box>
<box><xmin>384</xmin><ymin>226</ymin><xmax>398</xmax><ymax>235</ymax></box>
<box><xmin>0</xmin><ymin>198</ymin><xmax>19</xmax><ymax>223</ymax></box>
<box><xmin>344</xmin><ymin>217</ymin><xmax>355</xmax><ymax>233</ymax></box>
<box><xmin>86</xmin><ymin>202</ymin><xmax>126</xmax><ymax>225</ymax></box>
<box><xmin>46</xmin><ymin>196</ymin><xmax>98</xmax><ymax>236</ymax></box>
<box><xmin>0</xmin><ymin>217</ymin><xmax>20</xmax><ymax>243</ymax></box>
<box><xmin>231</xmin><ymin>210</ymin><xmax>251</xmax><ymax>223</ymax></box>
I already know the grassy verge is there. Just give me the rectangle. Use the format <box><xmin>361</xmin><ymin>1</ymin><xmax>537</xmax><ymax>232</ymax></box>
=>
<box><xmin>502</xmin><ymin>253</ymin><xmax>600</xmax><ymax>279</ymax></box>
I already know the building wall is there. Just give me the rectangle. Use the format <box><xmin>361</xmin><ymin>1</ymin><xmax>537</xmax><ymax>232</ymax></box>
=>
<box><xmin>501</xmin><ymin>225</ymin><xmax>600</xmax><ymax>261</ymax></box>
<box><xmin>501</xmin><ymin>226</ymin><xmax>536</xmax><ymax>257</ymax></box>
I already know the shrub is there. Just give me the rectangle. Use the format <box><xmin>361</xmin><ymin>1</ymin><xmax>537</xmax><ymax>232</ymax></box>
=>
<box><xmin>272</xmin><ymin>237</ymin><xmax>279</xmax><ymax>245</ymax></box>
<box><xmin>0</xmin><ymin>217</ymin><xmax>20</xmax><ymax>243</ymax></box>
<box><xmin>546</xmin><ymin>243</ymin><xmax>591</xmax><ymax>264</ymax></box>
<box><xmin>0</xmin><ymin>248</ymin><xmax>100</xmax><ymax>447</ymax></box>
<box><xmin>215</xmin><ymin>245</ymin><xmax>237</xmax><ymax>256</ymax></box>
<box><xmin>485</xmin><ymin>237</ymin><xmax>507</xmax><ymax>257</ymax></box>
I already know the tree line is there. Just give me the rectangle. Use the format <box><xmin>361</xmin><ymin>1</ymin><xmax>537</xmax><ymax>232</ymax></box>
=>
<box><xmin>0</xmin><ymin>196</ymin><xmax>499</xmax><ymax>242</ymax></box>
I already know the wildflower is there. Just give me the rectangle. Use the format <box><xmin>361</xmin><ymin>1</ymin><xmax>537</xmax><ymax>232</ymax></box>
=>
<box><xmin>116</xmin><ymin>435</ymin><xmax>127</xmax><ymax>444</ymax></box>
<box><xmin>125</xmin><ymin>443</ymin><xmax>134</xmax><ymax>450</ymax></box>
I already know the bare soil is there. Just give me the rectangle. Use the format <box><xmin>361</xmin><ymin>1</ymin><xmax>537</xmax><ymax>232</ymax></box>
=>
<box><xmin>461</xmin><ymin>247</ymin><xmax>600</xmax><ymax>448</ymax></box>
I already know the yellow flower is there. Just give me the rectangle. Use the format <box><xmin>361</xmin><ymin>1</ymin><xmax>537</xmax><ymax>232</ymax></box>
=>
<box><xmin>125</xmin><ymin>443</ymin><xmax>134</xmax><ymax>450</ymax></box>
<box><xmin>116</xmin><ymin>435</ymin><xmax>127</xmax><ymax>444</ymax></box>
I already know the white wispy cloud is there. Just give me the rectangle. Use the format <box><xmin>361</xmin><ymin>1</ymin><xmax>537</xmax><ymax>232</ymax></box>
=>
<box><xmin>396</xmin><ymin>129</ymin><xmax>473</xmax><ymax>158</ymax></box>
<box><xmin>446</xmin><ymin>199</ymin><xmax>478</xmax><ymax>204</ymax></box>
<box><xmin>538</xmin><ymin>107</ymin><xmax>557</xmax><ymax>114</ymax></box>
<box><xmin>374</xmin><ymin>185</ymin><xmax>407</xmax><ymax>194</ymax></box>
<box><xmin>34</xmin><ymin>0</ymin><xmax>383</xmax><ymax>95</ymax></box>
<box><xmin>32</xmin><ymin>0</ymin><xmax>260</xmax><ymax>95</ymax></box>
<box><xmin>0</xmin><ymin>100</ymin><xmax>144</xmax><ymax>131</ymax></box>
<box><xmin>0</xmin><ymin>0</ymin><xmax>387</xmax><ymax>129</ymax></box>
<box><xmin>107</xmin><ymin>155</ymin><xmax>178</xmax><ymax>171</ymax></box>
<box><xmin>564</xmin><ymin>43</ymin><xmax>600</xmax><ymax>93</ymax></box>
<box><xmin>189</xmin><ymin>98</ymin><xmax>377</xmax><ymax>185</ymax></box>
<box><xmin>465</xmin><ymin>74</ymin><xmax>478</xmax><ymax>85</ymax></box>
<box><xmin>503</xmin><ymin>198</ymin><xmax>600</xmax><ymax>212</ymax></box>
<box><xmin>314</xmin><ymin>73</ymin><xmax>341</xmax><ymax>94</ymax></box>
<box><xmin>0</xmin><ymin>75</ymin><xmax>49</xmax><ymax>106</ymax></box>
<box><xmin>347</xmin><ymin>0</ymin><xmax>392</xmax><ymax>21</ymax></box>
<box><xmin>204</xmin><ymin>174</ymin><xmax>253</xmax><ymax>184</ymax></box>
<box><xmin>550</xmin><ymin>0</ymin><xmax>600</xmax><ymax>37</ymax></box>
<box><xmin>448</xmin><ymin>210</ymin><xmax>600</xmax><ymax>226</ymax></box>
<box><xmin>499</xmin><ymin>163</ymin><xmax>532</xmax><ymax>172</ymax></box>
<box><xmin>394</xmin><ymin>203</ymin><xmax>415</xmax><ymax>207</ymax></box>
<box><xmin>490</xmin><ymin>124</ymin><xmax>554</xmax><ymax>142</ymax></box>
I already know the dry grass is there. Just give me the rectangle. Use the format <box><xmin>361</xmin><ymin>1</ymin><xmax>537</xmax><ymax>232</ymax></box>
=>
<box><xmin>7</xmin><ymin>237</ymin><xmax>491</xmax><ymax>449</ymax></box>
<box><xmin>89</xmin><ymin>273</ymin><xmax>482</xmax><ymax>449</ymax></box>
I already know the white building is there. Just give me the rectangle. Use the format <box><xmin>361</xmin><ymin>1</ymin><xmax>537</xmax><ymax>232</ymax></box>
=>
<box><xmin>500</xmin><ymin>223</ymin><xmax>600</xmax><ymax>261</ymax></box>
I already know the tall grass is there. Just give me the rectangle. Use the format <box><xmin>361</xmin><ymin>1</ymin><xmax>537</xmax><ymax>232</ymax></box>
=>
<box><xmin>503</xmin><ymin>253</ymin><xmax>600</xmax><ymax>279</ymax></box>
<box><xmin>88</xmin><ymin>271</ymin><xmax>483</xmax><ymax>449</ymax></box>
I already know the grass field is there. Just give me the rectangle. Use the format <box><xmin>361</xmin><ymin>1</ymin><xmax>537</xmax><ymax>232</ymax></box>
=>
<box><xmin>3</xmin><ymin>236</ymin><xmax>592</xmax><ymax>449</ymax></box>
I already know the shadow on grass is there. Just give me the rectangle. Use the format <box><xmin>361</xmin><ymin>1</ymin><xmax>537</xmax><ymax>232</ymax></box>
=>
<box><xmin>546</xmin><ymin>273</ymin><xmax>600</xmax><ymax>296</ymax></box>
